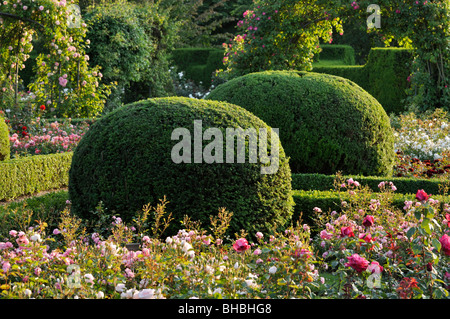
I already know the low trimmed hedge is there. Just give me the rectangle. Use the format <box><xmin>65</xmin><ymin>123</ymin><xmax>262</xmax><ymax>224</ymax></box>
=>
<box><xmin>292</xmin><ymin>189</ymin><xmax>450</xmax><ymax>227</ymax></box>
<box><xmin>0</xmin><ymin>152</ymin><xmax>72</xmax><ymax>201</ymax></box>
<box><xmin>291</xmin><ymin>173</ymin><xmax>447</xmax><ymax>196</ymax></box>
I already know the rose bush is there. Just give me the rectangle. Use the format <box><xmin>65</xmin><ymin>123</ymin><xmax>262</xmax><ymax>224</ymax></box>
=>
<box><xmin>0</xmin><ymin>205</ymin><xmax>322</xmax><ymax>299</ymax></box>
<box><xmin>0</xmin><ymin>0</ymin><xmax>112</xmax><ymax>117</ymax></box>
<box><xmin>313</xmin><ymin>179</ymin><xmax>450</xmax><ymax>299</ymax></box>
<box><xmin>1</xmin><ymin>177</ymin><xmax>449</xmax><ymax>299</ymax></box>
<box><xmin>8</xmin><ymin>117</ymin><xmax>89</xmax><ymax>157</ymax></box>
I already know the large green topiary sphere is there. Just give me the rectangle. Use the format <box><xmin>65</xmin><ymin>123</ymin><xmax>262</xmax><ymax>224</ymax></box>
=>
<box><xmin>68</xmin><ymin>97</ymin><xmax>294</xmax><ymax>235</ymax></box>
<box><xmin>0</xmin><ymin>116</ymin><xmax>10</xmax><ymax>161</ymax></box>
<box><xmin>206</xmin><ymin>71</ymin><xmax>395</xmax><ymax>176</ymax></box>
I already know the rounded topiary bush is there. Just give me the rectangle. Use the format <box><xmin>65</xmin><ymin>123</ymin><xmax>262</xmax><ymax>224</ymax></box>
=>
<box><xmin>68</xmin><ymin>97</ymin><xmax>294</xmax><ymax>235</ymax></box>
<box><xmin>206</xmin><ymin>71</ymin><xmax>395</xmax><ymax>176</ymax></box>
<box><xmin>0</xmin><ymin>116</ymin><xmax>10</xmax><ymax>161</ymax></box>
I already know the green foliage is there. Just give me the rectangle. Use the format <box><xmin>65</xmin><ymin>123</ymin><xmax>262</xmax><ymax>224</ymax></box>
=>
<box><xmin>314</xmin><ymin>45</ymin><xmax>356</xmax><ymax>66</ymax></box>
<box><xmin>68</xmin><ymin>97</ymin><xmax>294</xmax><ymax>236</ymax></box>
<box><xmin>0</xmin><ymin>190</ymin><xmax>69</xmax><ymax>239</ymax></box>
<box><xmin>0</xmin><ymin>152</ymin><xmax>72</xmax><ymax>201</ymax></box>
<box><xmin>84</xmin><ymin>0</ymin><xmax>177</xmax><ymax>110</ymax></box>
<box><xmin>291</xmin><ymin>173</ymin><xmax>447</xmax><ymax>196</ymax></box>
<box><xmin>170</xmin><ymin>48</ymin><xmax>224</xmax><ymax>86</ymax></box>
<box><xmin>219</xmin><ymin>0</ymin><xmax>449</xmax><ymax>111</ymax></box>
<box><xmin>159</xmin><ymin>0</ymin><xmax>235</xmax><ymax>48</ymax></box>
<box><xmin>219</xmin><ymin>0</ymin><xmax>343</xmax><ymax>79</ymax></box>
<box><xmin>0</xmin><ymin>0</ymin><xmax>112</xmax><ymax>118</ymax></box>
<box><xmin>207</xmin><ymin>71</ymin><xmax>395</xmax><ymax>177</ymax></box>
<box><xmin>314</xmin><ymin>47</ymin><xmax>413</xmax><ymax>114</ymax></box>
<box><xmin>332</xmin><ymin>19</ymin><xmax>385</xmax><ymax>65</ymax></box>
<box><xmin>292</xmin><ymin>189</ymin><xmax>450</xmax><ymax>229</ymax></box>
<box><xmin>0</xmin><ymin>115</ymin><xmax>10</xmax><ymax>161</ymax></box>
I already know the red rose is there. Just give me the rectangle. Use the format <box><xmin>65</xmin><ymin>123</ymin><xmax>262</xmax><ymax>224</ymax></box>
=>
<box><xmin>416</xmin><ymin>189</ymin><xmax>429</xmax><ymax>202</ymax></box>
<box><xmin>22</xmin><ymin>131</ymin><xmax>27</xmax><ymax>136</ymax></box>
<box><xmin>22</xmin><ymin>126</ymin><xmax>27</xmax><ymax>130</ymax></box>
<box><xmin>345</xmin><ymin>253</ymin><xmax>369</xmax><ymax>273</ymax></box>
<box><xmin>340</xmin><ymin>226</ymin><xmax>354</xmax><ymax>238</ymax></box>
<box><xmin>232</xmin><ymin>238</ymin><xmax>251</xmax><ymax>253</ymax></box>
<box><xmin>439</xmin><ymin>234</ymin><xmax>450</xmax><ymax>256</ymax></box>
<box><xmin>40</xmin><ymin>105</ymin><xmax>46</xmax><ymax>111</ymax></box>
<box><xmin>362</xmin><ymin>215</ymin><xmax>374</xmax><ymax>227</ymax></box>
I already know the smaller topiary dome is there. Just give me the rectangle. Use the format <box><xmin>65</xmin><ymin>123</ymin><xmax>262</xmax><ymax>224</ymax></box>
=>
<box><xmin>0</xmin><ymin>115</ymin><xmax>10</xmax><ymax>161</ymax></box>
<box><xmin>206</xmin><ymin>71</ymin><xmax>395</xmax><ymax>177</ymax></box>
<box><xmin>68</xmin><ymin>97</ymin><xmax>294</xmax><ymax>236</ymax></box>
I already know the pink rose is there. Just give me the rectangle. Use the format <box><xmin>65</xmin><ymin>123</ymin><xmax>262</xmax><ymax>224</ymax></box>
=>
<box><xmin>367</xmin><ymin>261</ymin><xmax>383</xmax><ymax>274</ymax></box>
<box><xmin>16</xmin><ymin>233</ymin><xmax>29</xmax><ymax>245</ymax></box>
<box><xmin>59</xmin><ymin>77</ymin><xmax>68</xmax><ymax>87</ymax></box>
<box><xmin>363</xmin><ymin>215</ymin><xmax>374</xmax><ymax>227</ymax></box>
<box><xmin>233</xmin><ymin>238</ymin><xmax>251</xmax><ymax>252</ymax></box>
<box><xmin>439</xmin><ymin>234</ymin><xmax>450</xmax><ymax>256</ymax></box>
<box><xmin>293</xmin><ymin>248</ymin><xmax>312</xmax><ymax>259</ymax></box>
<box><xmin>345</xmin><ymin>254</ymin><xmax>369</xmax><ymax>273</ymax></box>
<box><xmin>2</xmin><ymin>261</ymin><xmax>11</xmax><ymax>272</ymax></box>
<box><xmin>416</xmin><ymin>189</ymin><xmax>429</xmax><ymax>202</ymax></box>
<box><xmin>320</xmin><ymin>230</ymin><xmax>332</xmax><ymax>240</ymax></box>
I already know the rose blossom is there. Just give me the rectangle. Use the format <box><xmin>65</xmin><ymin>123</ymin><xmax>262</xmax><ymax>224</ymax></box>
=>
<box><xmin>345</xmin><ymin>254</ymin><xmax>369</xmax><ymax>273</ymax></box>
<box><xmin>340</xmin><ymin>226</ymin><xmax>354</xmax><ymax>238</ymax></box>
<box><xmin>362</xmin><ymin>215</ymin><xmax>374</xmax><ymax>227</ymax></box>
<box><xmin>320</xmin><ymin>230</ymin><xmax>332</xmax><ymax>240</ymax></box>
<box><xmin>367</xmin><ymin>261</ymin><xmax>383</xmax><ymax>274</ymax></box>
<box><xmin>233</xmin><ymin>238</ymin><xmax>251</xmax><ymax>252</ymax></box>
<box><xmin>439</xmin><ymin>234</ymin><xmax>450</xmax><ymax>256</ymax></box>
<box><xmin>416</xmin><ymin>189</ymin><xmax>429</xmax><ymax>202</ymax></box>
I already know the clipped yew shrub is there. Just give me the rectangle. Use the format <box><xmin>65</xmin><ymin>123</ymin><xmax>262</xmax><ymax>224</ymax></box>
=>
<box><xmin>0</xmin><ymin>115</ymin><xmax>10</xmax><ymax>161</ymax></box>
<box><xmin>68</xmin><ymin>97</ymin><xmax>294</xmax><ymax>235</ymax></box>
<box><xmin>206</xmin><ymin>71</ymin><xmax>395</xmax><ymax>177</ymax></box>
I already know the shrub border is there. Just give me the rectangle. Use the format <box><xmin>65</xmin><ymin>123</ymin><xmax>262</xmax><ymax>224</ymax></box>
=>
<box><xmin>0</xmin><ymin>152</ymin><xmax>72</xmax><ymax>201</ymax></box>
<box><xmin>291</xmin><ymin>173</ymin><xmax>446</xmax><ymax>196</ymax></box>
<box><xmin>292</xmin><ymin>189</ymin><xmax>450</xmax><ymax>226</ymax></box>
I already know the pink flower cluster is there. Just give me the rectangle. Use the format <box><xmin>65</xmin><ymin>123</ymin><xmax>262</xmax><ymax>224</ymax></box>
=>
<box><xmin>351</xmin><ymin>1</ymin><xmax>360</xmax><ymax>10</ymax></box>
<box><xmin>9</xmin><ymin>120</ymin><xmax>88</xmax><ymax>156</ymax></box>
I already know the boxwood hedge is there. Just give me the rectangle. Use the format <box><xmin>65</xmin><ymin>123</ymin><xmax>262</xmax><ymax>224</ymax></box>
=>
<box><xmin>68</xmin><ymin>97</ymin><xmax>294</xmax><ymax>236</ymax></box>
<box><xmin>0</xmin><ymin>115</ymin><xmax>10</xmax><ymax>162</ymax></box>
<box><xmin>207</xmin><ymin>71</ymin><xmax>395</xmax><ymax>177</ymax></box>
<box><xmin>0</xmin><ymin>152</ymin><xmax>72</xmax><ymax>201</ymax></box>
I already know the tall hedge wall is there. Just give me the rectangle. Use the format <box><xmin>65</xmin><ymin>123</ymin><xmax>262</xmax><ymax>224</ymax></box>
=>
<box><xmin>314</xmin><ymin>44</ymin><xmax>356</xmax><ymax>66</ymax></box>
<box><xmin>313</xmin><ymin>47</ymin><xmax>413</xmax><ymax>114</ymax></box>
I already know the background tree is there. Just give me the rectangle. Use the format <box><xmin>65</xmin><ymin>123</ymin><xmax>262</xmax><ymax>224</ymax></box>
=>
<box><xmin>220</xmin><ymin>0</ymin><xmax>449</xmax><ymax>111</ymax></box>
<box><xmin>83</xmin><ymin>0</ymin><xmax>177</xmax><ymax>110</ymax></box>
